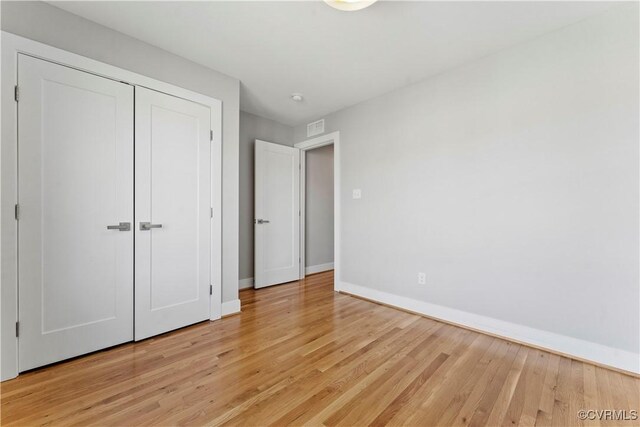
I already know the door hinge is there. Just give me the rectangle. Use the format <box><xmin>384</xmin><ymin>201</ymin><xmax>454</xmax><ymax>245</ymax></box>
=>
<box><xmin>210</xmin><ymin>207</ymin><xmax>213</xmax><ymax>218</ymax></box>
<box><xmin>209</xmin><ymin>284</ymin><xmax>213</xmax><ymax>295</ymax></box>
<box><xmin>14</xmin><ymin>85</ymin><xmax>19</xmax><ymax>102</ymax></box>
<box><xmin>14</xmin><ymin>204</ymin><xmax>19</xmax><ymax>220</ymax></box>
<box><xmin>210</xmin><ymin>130</ymin><xmax>213</xmax><ymax>142</ymax></box>
<box><xmin>15</xmin><ymin>322</ymin><xmax>19</xmax><ymax>337</ymax></box>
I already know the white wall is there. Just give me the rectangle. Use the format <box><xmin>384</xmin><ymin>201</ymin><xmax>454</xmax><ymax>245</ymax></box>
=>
<box><xmin>0</xmin><ymin>0</ymin><xmax>241</xmax><ymax>304</ymax></box>
<box><xmin>239</xmin><ymin>111</ymin><xmax>294</xmax><ymax>282</ymax></box>
<box><xmin>305</xmin><ymin>145</ymin><xmax>334</xmax><ymax>269</ymax></box>
<box><xmin>294</xmin><ymin>4</ymin><xmax>639</xmax><ymax>372</ymax></box>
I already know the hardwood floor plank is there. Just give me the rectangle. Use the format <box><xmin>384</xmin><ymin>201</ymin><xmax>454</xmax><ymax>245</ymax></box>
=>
<box><xmin>369</xmin><ymin>352</ymin><xmax>449</xmax><ymax>427</ymax></box>
<box><xmin>466</xmin><ymin>341</ymin><xmax>522</xmax><ymax>427</ymax></box>
<box><xmin>446</xmin><ymin>339</ymin><xmax>514</xmax><ymax>427</ymax></box>
<box><xmin>1</xmin><ymin>271</ymin><xmax>637</xmax><ymax>427</ymax></box>
<box><xmin>517</xmin><ymin>350</ymin><xmax>551</xmax><ymax>426</ymax></box>
<box><xmin>535</xmin><ymin>353</ymin><xmax>562</xmax><ymax>427</ymax></box>
<box><xmin>483</xmin><ymin>346</ymin><xmax>529</xmax><ymax>426</ymax></box>
<box><xmin>265</xmin><ymin>321</ymin><xmax>435</xmax><ymax>427</ymax></box>
<box><xmin>551</xmin><ymin>356</ymin><xmax>574</xmax><ymax>427</ymax></box>
<box><xmin>403</xmin><ymin>334</ymin><xmax>495</xmax><ymax>426</ymax></box>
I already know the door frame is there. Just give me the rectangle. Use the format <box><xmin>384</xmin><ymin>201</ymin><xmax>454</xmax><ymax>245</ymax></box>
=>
<box><xmin>1</xmin><ymin>32</ymin><xmax>223</xmax><ymax>381</ymax></box>
<box><xmin>294</xmin><ymin>131</ymin><xmax>341</xmax><ymax>287</ymax></box>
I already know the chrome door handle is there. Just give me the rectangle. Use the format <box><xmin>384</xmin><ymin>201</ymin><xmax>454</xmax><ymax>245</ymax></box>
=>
<box><xmin>140</xmin><ymin>222</ymin><xmax>163</xmax><ymax>231</ymax></box>
<box><xmin>255</xmin><ymin>219</ymin><xmax>270</xmax><ymax>224</ymax></box>
<box><xmin>107</xmin><ymin>222</ymin><xmax>131</xmax><ymax>231</ymax></box>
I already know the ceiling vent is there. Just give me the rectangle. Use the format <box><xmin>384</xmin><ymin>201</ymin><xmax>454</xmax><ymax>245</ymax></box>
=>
<box><xmin>307</xmin><ymin>119</ymin><xmax>325</xmax><ymax>137</ymax></box>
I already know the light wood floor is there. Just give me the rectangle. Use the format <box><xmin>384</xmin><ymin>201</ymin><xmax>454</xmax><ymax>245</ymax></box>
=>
<box><xmin>1</xmin><ymin>271</ymin><xmax>638</xmax><ymax>426</ymax></box>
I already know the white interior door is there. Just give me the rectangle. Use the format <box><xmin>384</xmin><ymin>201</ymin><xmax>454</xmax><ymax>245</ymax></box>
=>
<box><xmin>17</xmin><ymin>54</ymin><xmax>134</xmax><ymax>371</ymax></box>
<box><xmin>135</xmin><ymin>87</ymin><xmax>211</xmax><ymax>340</ymax></box>
<box><xmin>254</xmin><ymin>140</ymin><xmax>300</xmax><ymax>288</ymax></box>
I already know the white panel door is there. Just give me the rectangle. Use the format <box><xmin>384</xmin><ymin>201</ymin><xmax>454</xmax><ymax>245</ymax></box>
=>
<box><xmin>254</xmin><ymin>140</ymin><xmax>300</xmax><ymax>288</ymax></box>
<box><xmin>135</xmin><ymin>87</ymin><xmax>211</xmax><ymax>340</ymax></box>
<box><xmin>17</xmin><ymin>54</ymin><xmax>134</xmax><ymax>371</ymax></box>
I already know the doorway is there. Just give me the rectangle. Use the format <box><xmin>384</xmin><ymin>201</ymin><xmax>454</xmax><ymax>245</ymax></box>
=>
<box><xmin>15</xmin><ymin>53</ymin><xmax>220</xmax><ymax>371</ymax></box>
<box><xmin>300</xmin><ymin>144</ymin><xmax>334</xmax><ymax>276</ymax></box>
<box><xmin>253</xmin><ymin>132</ymin><xmax>340</xmax><ymax>289</ymax></box>
<box><xmin>296</xmin><ymin>132</ymin><xmax>340</xmax><ymax>284</ymax></box>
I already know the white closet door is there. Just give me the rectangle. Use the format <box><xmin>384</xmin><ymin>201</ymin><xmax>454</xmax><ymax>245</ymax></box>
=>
<box><xmin>135</xmin><ymin>87</ymin><xmax>211</xmax><ymax>340</ymax></box>
<box><xmin>254</xmin><ymin>140</ymin><xmax>301</xmax><ymax>288</ymax></box>
<box><xmin>17</xmin><ymin>54</ymin><xmax>134</xmax><ymax>371</ymax></box>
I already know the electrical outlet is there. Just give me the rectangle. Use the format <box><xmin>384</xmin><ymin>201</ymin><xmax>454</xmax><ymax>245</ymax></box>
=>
<box><xmin>352</xmin><ymin>189</ymin><xmax>362</xmax><ymax>199</ymax></box>
<box><xmin>418</xmin><ymin>272</ymin><xmax>426</xmax><ymax>285</ymax></box>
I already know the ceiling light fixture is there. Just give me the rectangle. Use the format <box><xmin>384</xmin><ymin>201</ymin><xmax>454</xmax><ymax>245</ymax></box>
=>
<box><xmin>323</xmin><ymin>0</ymin><xmax>378</xmax><ymax>12</ymax></box>
<box><xmin>291</xmin><ymin>93</ymin><xmax>304</xmax><ymax>102</ymax></box>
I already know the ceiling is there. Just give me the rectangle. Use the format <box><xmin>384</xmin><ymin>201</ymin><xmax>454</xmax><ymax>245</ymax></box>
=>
<box><xmin>49</xmin><ymin>1</ymin><xmax>615</xmax><ymax>127</ymax></box>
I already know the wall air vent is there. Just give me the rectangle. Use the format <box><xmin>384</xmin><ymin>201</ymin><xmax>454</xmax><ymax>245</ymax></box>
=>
<box><xmin>307</xmin><ymin>119</ymin><xmax>325</xmax><ymax>137</ymax></box>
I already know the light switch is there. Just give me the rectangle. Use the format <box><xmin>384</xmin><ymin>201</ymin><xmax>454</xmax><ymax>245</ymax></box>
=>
<box><xmin>352</xmin><ymin>189</ymin><xmax>362</xmax><ymax>199</ymax></box>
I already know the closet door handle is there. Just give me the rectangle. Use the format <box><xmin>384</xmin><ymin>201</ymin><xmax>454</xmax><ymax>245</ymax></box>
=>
<box><xmin>140</xmin><ymin>222</ymin><xmax>163</xmax><ymax>231</ymax></box>
<box><xmin>106</xmin><ymin>222</ymin><xmax>131</xmax><ymax>231</ymax></box>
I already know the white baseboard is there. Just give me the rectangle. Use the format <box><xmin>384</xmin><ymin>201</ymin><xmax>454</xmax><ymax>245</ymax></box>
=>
<box><xmin>221</xmin><ymin>299</ymin><xmax>241</xmax><ymax>317</ymax></box>
<box><xmin>337</xmin><ymin>281</ymin><xmax>639</xmax><ymax>375</ymax></box>
<box><xmin>239</xmin><ymin>278</ymin><xmax>254</xmax><ymax>290</ymax></box>
<box><xmin>305</xmin><ymin>262</ymin><xmax>334</xmax><ymax>275</ymax></box>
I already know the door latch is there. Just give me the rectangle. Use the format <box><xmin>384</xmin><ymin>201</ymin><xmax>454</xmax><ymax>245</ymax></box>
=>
<box><xmin>140</xmin><ymin>222</ymin><xmax>163</xmax><ymax>231</ymax></box>
<box><xmin>106</xmin><ymin>222</ymin><xmax>131</xmax><ymax>231</ymax></box>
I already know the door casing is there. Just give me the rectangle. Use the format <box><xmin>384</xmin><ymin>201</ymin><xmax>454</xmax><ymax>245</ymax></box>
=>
<box><xmin>1</xmin><ymin>32</ymin><xmax>223</xmax><ymax>381</ymax></box>
<box><xmin>294</xmin><ymin>132</ymin><xmax>341</xmax><ymax>284</ymax></box>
